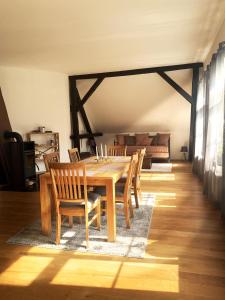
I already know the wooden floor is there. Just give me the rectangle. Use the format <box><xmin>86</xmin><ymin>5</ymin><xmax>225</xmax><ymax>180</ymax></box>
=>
<box><xmin>0</xmin><ymin>162</ymin><xmax>224</xmax><ymax>299</ymax></box>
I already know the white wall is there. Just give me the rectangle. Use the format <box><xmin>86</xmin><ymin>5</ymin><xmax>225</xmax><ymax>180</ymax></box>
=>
<box><xmin>78</xmin><ymin>70</ymin><xmax>192</xmax><ymax>160</ymax></box>
<box><xmin>0</xmin><ymin>66</ymin><xmax>72</xmax><ymax>169</ymax></box>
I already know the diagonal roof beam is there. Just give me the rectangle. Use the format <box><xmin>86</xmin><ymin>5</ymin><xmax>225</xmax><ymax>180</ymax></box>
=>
<box><xmin>158</xmin><ymin>71</ymin><xmax>192</xmax><ymax>103</ymax></box>
<box><xmin>80</xmin><ymin>77</ymin><xmax>104</xmax><ymax>107</ymax></box>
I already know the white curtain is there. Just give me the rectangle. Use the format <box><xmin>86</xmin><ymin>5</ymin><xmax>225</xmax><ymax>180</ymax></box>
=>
<box><xmin>204</xmin><ymin>51</ymin><xmax>224</xmax><ymax>176</ymax></box>
<box><xmin>194</xmin><ymin>42</ymin><xmax>225</xmax><ymax>216</ymax></box>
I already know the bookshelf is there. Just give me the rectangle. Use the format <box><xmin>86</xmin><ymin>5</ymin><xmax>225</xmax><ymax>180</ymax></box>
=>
<box><xmin>27</xmin><ymin>132</ymin><xmax>59</xmax><ymax>164</ymax></box>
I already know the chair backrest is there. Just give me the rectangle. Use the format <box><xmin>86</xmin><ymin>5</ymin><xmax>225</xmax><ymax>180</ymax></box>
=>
<box><xmin>43</xmin><ymin>152</ymin><xmax>60</xmax><ymax>171</ymax></box>
<box><xmin>107</xmin><ymin>145</ymin><xmax>127</xmax><ymax>156</ymax></box>
<box><xmin>68</xmin><ymin>147</ymin><xmax>81</xmax><ymax>162</ymax></box>
<box><xmin>49</xmin><ymin>162</ymin><xmax>87</xmax><ymax>208</ymax></box>
<box><xmin>123</xmin><ymin>153</ymin><xmax>138</xmax><ymax>201</ymax></box>
<box><xmin>136</xmin><ymin>148</ymin><xmax>146</xmax><ymax>177</ymax></box>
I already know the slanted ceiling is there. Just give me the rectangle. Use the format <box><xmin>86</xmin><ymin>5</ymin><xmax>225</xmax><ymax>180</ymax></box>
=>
<box><xmin>0</xmin><ymin>0</ymin><xmax>225</xmax><ymax>74</ymax></box>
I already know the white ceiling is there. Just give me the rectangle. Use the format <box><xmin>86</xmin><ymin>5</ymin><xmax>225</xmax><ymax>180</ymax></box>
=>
<box><xmin>0</xmin><ymin>0</ymin><xmax>225</xmax><ymax>75</ymax></box>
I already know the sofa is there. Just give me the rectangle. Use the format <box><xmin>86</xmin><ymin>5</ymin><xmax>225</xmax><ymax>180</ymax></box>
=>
<box><xmin>116</xmin><ymin>133</ymin><xmax>170</xmax><ymax>168</ymax></box>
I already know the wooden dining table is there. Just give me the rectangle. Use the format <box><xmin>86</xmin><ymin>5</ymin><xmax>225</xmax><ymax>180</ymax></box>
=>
<box><xmin>39</xmin><ymin>156</ymin><xmax>131</xmax><ymax>242</ymax></box>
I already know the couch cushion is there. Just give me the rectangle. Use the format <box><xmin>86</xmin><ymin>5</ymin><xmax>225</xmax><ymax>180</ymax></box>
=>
<box><xmin>135</xmin><ymin>133</ymin><xmax>150</xmax><ymax>146</ymax></box>
<box><xmin>150</xmin><ymin>135</ymin><xmax>158</xmax><ymax>145</ymax></box>
<box><xmin>146</xmin><ymin>146</ymin><xmax>168</xmax><ymax>154</ymax></box>
<box><xmin>158</xmin><ymin>133</ymin><xmax>170</xmax><ymax>146</ymax></box>
<box><xmin>124</xmin><ymin>135</ymin><xmax>136</xmax><ymax>146</ymax></box>
<box><xmin>126</xmin><ymin>145</ymin><xmax>145</xmax><ymax>156</ymax></box>
<box><xmin>150</xmin><ymin>153</ymin><xmax>169</xmax><ymax>159</ymax></box>
<box><xmin>116</xmin><ymin>134</ymin><xmax>128</xmax><ymax>145</ymax></box>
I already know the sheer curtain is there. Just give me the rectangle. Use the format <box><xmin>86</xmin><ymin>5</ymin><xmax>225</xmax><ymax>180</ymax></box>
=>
<box><xmin>194</xmin><ymin>42</ymin><xmax>225</xmax><ymax>217</ymax></box>
<box><xmin>193</xmin><ymin>76</ymin><xmax>206</xmax><ymax>178</ymax></box>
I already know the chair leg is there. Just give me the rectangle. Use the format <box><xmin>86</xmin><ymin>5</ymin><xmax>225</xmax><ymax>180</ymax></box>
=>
<box><xmin>138</xmin><ymin>188</ymin><xmax>142</xmax><ymax>204</ymax></box>
<box><xmin>85</xmin><ymin>214</ymin><xmax>89</xmax><ymax>248</ymax></box>
<box><xmin>101</xmin><ymin>200</ymin><xmax>106</xmax><ymax>216</ymax></box>
<box><xmin>123</xmin><ymin>200</ymin><xmax>130</xmax><ymax>229</ymax></box>
<box><xmin>96</xmin><ymin>200</ymin><xmax>101</xmax><ymax>230</ymax></box>
<box><xmin>94</xmin><ymin>206</ymin><xmax>98</xmax><ymax>227</ymax></box>
<box><xmin>129</xmin><ymin>196</ymin><xmax>134</xmax><ymax>218</ymax></box>
<box><xmin>69</xmin><ymin>216</ymin><xmax>73</xmax><ymax>227</ymax></box>
<box><xmin>134</xmin><ymin>185</ymin><xmax>139</xmax><ymax>208</ymax></box>
<box><xmin>55</xmin><ymin>214</ymin><xmax>61</xmax><ymax>245</ymax></box>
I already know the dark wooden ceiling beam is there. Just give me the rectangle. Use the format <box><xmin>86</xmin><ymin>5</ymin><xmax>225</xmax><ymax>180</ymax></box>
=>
<box><xmin>70</xmin><ymin>132</ymin><xmax>103</xmax><ymax>139</ymax></box>
<box><xmin>69</xmin><ymin>77</ymin><xmax>98</xmax><ymax>152</ymax></box>
<box><xmin>158</xmin><ymin>71</ymin><xmax>192</xmax><ymax>103</ymax></box>
<box><xmin>74</xmin><ymin>86</ymin><xmax>97</xmax><ymax>152</ymax></box>
<box><xmin>80</xmin><ymin>77</ymin><xmax>104</xmax><ymax>107</ymax></box>
<box><xmin>189</xmin><ymin>67</ymin><xmax>200</xmax><ymax>161</ymax></box>
<box><xmin>70</xmin><ymin>62</ymin><xmax>203</xmax><ymax>80</ymax></box>
<box><xmin>69</xmin><ymin>77</ymin><xmax>80</xmax><ymax>150</ymax></box>
<box><xmin>69</xmin><ymin>62</ymin><xmax>203</xmax><ymax>160</ymax></box>
<box><xmin>76</xmin><ymin>88</ymin><xmax>94</xmax><ymax>137</ymax></box>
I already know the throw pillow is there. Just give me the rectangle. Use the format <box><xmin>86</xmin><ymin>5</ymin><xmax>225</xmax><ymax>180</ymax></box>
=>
<box><xmin>116</xmin><ymin>134</ymin><xmax>127</xmax><ymax>145</ymax></box>
<box><xmin>124</xmin><ymin>135</ymin><xmax>136</xmax><ymax>146</ymax></box>
<box><xmin>150</xmin><ymin>135</ymin><xmax>158</xmax><ymax>145</ymax></box>
<box><xmin>149</xmin><ymin>137</ymin><xmax>153</xmax><ymax>145</ymax></box>
<box><xmin>135</xmin><ymin>133</ymin><xmax>150</xmax><ymax>146</ymax></box>
<box><xmin>157</xmin><ymin>133</ymin><xmax>170</xmax><ymax>145</ymax></box>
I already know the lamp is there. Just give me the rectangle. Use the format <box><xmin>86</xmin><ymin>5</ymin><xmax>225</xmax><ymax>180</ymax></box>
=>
<box><xmin>180</xmin><ymin>146</ymin><xmax>188</xmax><ymax>160</ymax></box>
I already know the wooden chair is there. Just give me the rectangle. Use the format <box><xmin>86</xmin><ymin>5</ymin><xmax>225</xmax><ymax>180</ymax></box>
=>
<box><xmin>43</xmin><ymin>152</ymin><xmax>60</xmax><ymax>171</ymax></box>
<box><xmin>118</xmin><ymin>148</ymin><xmax>146</xmax><ymax>208</ymax></box>
<box><xmin>107</xmin><ymin>145</ymin><xmax>127</xmax><ymax>156</ymax></box>
<box><xmin>68</xmin><ymin>147</ymin><xmax>81</xmax><ymax>162</ymax></box>
<box><xmin>49</xmin><ymin>162</ymin><xmax>101</xmax><ymax>246</ymax></box>
<box><xmin>94</xmin><ymin>153</ymin><xmax>137</xmax><ymax>228</ymax></box>
<box><xmin>133</xmin><ymin>148</ymin><xmax>146</xmax><ymax>208</ymax></box>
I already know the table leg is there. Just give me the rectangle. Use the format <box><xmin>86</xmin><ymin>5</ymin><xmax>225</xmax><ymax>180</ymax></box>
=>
<box><xmin>106</xmin><ymin>178</ymin><xmax>116</xmax><ymax>242</ymax></box>
<box><xmin>40</xmin><ymin>175</ymin><xmax>52</xmax><ymax>236</ymax></box>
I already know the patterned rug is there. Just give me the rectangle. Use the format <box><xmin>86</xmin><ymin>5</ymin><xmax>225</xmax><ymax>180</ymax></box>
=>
<box><xmin>7</xmin><ymin>193</ymin><xmax>155</xmax><ymax>258</ymax></box>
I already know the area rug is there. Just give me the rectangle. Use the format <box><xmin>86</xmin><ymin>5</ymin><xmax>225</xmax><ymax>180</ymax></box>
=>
<box><xmin>7</xmin><ymin>194</ymin><xmax>155</xmax><ymax>258</ymax></box>
<box><xmin>143</xmin><ymin>163</ymin><xmax>172</xmax><ymax>173</ymax></box>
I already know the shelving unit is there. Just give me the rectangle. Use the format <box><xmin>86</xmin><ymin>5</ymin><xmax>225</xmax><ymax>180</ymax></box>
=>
<box><xmin>27</xmin><ymin>132</ymin><xmax>59</xmax><ymax>166</ymax></box>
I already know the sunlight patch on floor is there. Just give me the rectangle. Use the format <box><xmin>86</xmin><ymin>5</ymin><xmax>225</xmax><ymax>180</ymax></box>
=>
<box><xmin>151</xmin><ymin>192</ymin><xmax>177</xmax><ymax>200</ymax></box>
<box><xmin>50</xmin><ymin>258</ymin><xmax>121</xmax><ymax>287</ymax></box>
<box><xmin>155</xmin><ymin>204</ymin><xmax>177</xmax><ymax>208</ymax></box>
<box><xmin>146</xmin><ymin>255</ymin><xmax>178</xmax><ymax>261</ymax></box>
<box><xmin>50</xmin><ymin>257</ymin><xmax>179</xmax><ymax>293</ymax></box>
<box><xmin>0</xmin><ymin>256</ymin><xmax>53</xmax><ymax>286</ymax></box>
<box><xmin>141</xmin><ymin>174</ymin><xmax>175</xmax><ymax>181</ymax></box>
<box><xmin>114</xmin><ymin>262</ymin><xmax>179</xmax><ymax>293</ymax></box>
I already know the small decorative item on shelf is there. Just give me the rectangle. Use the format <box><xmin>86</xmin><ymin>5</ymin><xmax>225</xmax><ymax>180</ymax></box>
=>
<box><xmin>39</xmin><ymin>126</ymin><xmax>45</xmax><ymax>133</ymax></box>
<box><xmin>180</xmin><ymin>146</ymin><xmax>188</xmax><ymax>160</ymax></box>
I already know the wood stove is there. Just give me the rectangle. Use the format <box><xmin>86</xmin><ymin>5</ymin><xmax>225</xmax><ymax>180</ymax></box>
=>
<box><xmin>1</xmin><ymin>131</ymin><xmax>36</xmax><ymax>190</ymax></box>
